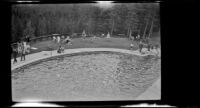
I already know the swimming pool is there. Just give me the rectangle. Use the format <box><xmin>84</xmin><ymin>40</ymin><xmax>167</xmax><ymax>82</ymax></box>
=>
<box><xmin>12</xmin><ymin>51</ymin><xmax>161</xmax><ymax>101</ymax></box>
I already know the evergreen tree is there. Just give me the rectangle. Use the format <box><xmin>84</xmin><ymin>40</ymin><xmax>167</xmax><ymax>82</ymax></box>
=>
<box><xmin>23</xmin><ymin>20</ymin><xmax>35</xmax><ymax>38</ymax></box>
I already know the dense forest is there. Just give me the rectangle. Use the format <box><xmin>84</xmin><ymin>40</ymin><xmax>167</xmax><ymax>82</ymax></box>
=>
<box><xmin>11</xmin><ymin>3</ymin><xmax>160</xmax><ymax>42</ymax></box>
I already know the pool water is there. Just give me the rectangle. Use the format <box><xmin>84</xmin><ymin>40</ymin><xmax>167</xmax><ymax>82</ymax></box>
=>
<box><xmin>12</xmin><ymin>51</ymin><xmax>161</xmax><ymax>101</ymax></box>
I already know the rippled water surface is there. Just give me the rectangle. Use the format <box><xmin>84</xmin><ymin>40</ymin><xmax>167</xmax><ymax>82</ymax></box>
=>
<box><xmin>12</xmin><ymin>51</ymin><xmax>161</xmax><ymax>101</ymax></box>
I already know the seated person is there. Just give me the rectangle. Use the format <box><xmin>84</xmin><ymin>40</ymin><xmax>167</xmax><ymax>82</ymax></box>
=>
<box><xmin>61</xmin><ymin>46</ymin><xmax>64</xmax><ymax>53</ymax></box>
<box><xmin>57</xmin><ymin>45</ymin><xmax>62</xmax><ymax>53</ymax></box>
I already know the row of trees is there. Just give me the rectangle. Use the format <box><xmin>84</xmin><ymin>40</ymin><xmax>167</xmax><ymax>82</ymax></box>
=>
<box><xmin>11</xmin><ymin>3</ymin><xmax>160</xmax><ymax>42</ymax></box>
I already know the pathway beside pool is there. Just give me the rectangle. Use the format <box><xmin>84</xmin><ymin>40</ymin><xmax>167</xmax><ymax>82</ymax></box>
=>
<box><xmin>11</xmin><ymin>48</ymin><xmax>161</xmax><ymax>100</ymax></box>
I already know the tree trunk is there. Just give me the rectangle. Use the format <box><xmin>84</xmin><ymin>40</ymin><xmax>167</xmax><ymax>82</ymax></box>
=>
<box><xmin>143</xmin><ymin>19</ymin><xmax>149</xmax><ymax>39</ymax></box>
<box><xmin>111</xmin><ymin>19</ymin><xmax>114</xmax><ymax>37</ymax></box>
<box><xmin>127</xmin><ymin>27</ymin><xmax>130</xmax><ymax>38</ymax></box>
<box><xmin>148</xmin><ymin>16</ymin><xmax>154</xmax><ymax>38</ymax></box>
<box><xmin>131</xmin><ymin>24</ymin><xmax>134</xmax><ymax>37</ymax></box>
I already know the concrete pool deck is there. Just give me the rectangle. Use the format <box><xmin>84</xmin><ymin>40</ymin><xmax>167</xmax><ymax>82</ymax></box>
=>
<box><xmin>11</xmin><ymin>48</ymin><xmax>161</xmax><ymax>100</ymax></box>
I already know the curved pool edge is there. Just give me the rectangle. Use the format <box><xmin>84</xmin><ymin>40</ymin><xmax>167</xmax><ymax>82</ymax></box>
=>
<box><xmin>12</xmin><ymin>47</ymin><xmax>161</xmax><ymax>101</ymax></box>
<box><xmin>11</xmin><ymin>48</ymin><xmax>161</xmax><ymax>71</ymax></box>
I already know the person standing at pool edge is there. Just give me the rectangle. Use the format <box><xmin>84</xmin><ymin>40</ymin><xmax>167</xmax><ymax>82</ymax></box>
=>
<box><xmin>12</xmin><ymin>45</ymin><xmax>18</xmax><ymax>64</ymax></box>
<box><xmin>20</xmin><ymin>41</ymin><xmax>26</xmax><ymax>61</ymax></box>
<box><xmin>17</xmin><ymin>41</ymin><xmax>22</xmax><ymax>60</ymax></box>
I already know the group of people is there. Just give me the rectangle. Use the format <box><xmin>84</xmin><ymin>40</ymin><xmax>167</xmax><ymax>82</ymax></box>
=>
<box><xmin>53</xmin><ymin>36</ymin><xmax>61</xmax><ymax>43</ymax></box>
<box><xmin>53</xmin><ymin>36</ymin><xmax>72</xmax><ymax>54</ymax></box>
<box><xmin>12</xmin><ymin>40</ymin><xmax>30</xmax><ymax>64</ymax></box>
<box><xmin>138</xmin><ymin>38</ymin><xmax>160</xmax><ymax>55</ymax></box>
<box><xmin>57</xmin><ymin>45</ymin><xmax>65</xmax><ymax>53</ymax></box>
<box><xmin>53</xmin><ymin>36</ymin><xmax>72</xmax><ymax>45</ymax></box>
<box><xmin>130</xmin><ymin>35</ymin><xmax>159</xmax><ymax>55</ymax></box>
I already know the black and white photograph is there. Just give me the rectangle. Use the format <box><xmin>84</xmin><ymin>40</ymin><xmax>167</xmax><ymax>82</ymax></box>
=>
<box><xmin>11</xmin><ymin>2</ymin><xmax>161</xmax><ymax>102</ymax></box>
